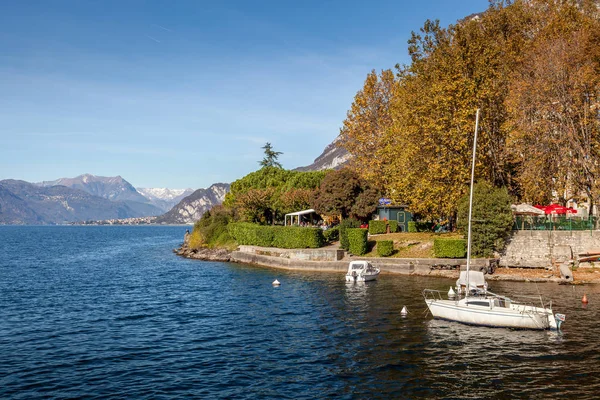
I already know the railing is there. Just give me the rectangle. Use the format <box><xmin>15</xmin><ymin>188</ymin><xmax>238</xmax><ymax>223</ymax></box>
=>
<box><xmin>513</xmin><ymin>215</ymin><xmax>597</xmax><ymax>231</ymax></box>
<box><xmin>422</xmin><ymin>289</ymin><xmax>446</xmax><ymax>301</ymax></box>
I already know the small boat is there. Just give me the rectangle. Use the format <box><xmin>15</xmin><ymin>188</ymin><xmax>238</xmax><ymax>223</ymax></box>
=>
<box><xmin>346</xmin><ymin>261</ymin><xmax>380</xmax><ymax>282</ymax></box>
<box><xmin>423</xmin><ymin>109</ymin><xmax>564</xmax><ymax>330</ymax></box>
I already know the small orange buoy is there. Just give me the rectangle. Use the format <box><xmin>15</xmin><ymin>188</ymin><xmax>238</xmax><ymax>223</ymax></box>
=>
<box><xmin>582</xmin><ymin>294</ymin><xmax>589</xmax><ymax>304</ymax></box>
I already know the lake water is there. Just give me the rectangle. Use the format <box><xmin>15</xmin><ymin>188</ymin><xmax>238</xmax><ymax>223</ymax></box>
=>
<box><xmin>1</xmin><ymin>226</ymin><xmax>600</xmax><ymax>399</ymax></box>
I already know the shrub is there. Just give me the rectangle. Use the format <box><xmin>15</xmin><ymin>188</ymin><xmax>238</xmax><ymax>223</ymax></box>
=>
<box><xmin>323</xmin><ymin>226</ymin><xmax>339</xmax><ymax>242</ymax></box>
<box><xmin>457</xmin><ymin>181</ymin><xmax>513</xmax><ymax>257</ymax></box>
<box><xmin>388</xmin><ymin>220</ymin><xmax>398</xmax><ymax>233</ymax></box>
<box><xmin>190</xmin><ymin>205</ymin><xmax>235</xmax><ymax>248</ymax></box>
<box><xmin>408</xmin><ymin>221</ymin><xmax>417</xmax><ymax>232</ymax></box>
<box><xmin>228</xmin><ymin>222</ymin><xmax>275</xmax><ymax>247</ymax></box>
<box><xmin>347</xmin><ymin>228</ymin><xmax>368</xmax><ymax>255</ymax></box>
<box><xmin>368</xmin><ymin>220</ymin><xmax>387</xmax><ymax>235</ymax></box>
<box><xmin>434</xmin><ymin>238</ymin><xmax>466</xmax><ymax>258</ymax></box>
<box><xmin>273</xmin><ymin>226</ymin><xmax>324</xmax><ymax>248</ymax></box>
<box><xmin>339</xmin><ymin>218</ymin><xmax>361</xmax><ymax>250</ymax></box>
<box><xmin>377</xmin><ymin>240</ymin><xmax>394</xmax><ymax>257</ymax></box>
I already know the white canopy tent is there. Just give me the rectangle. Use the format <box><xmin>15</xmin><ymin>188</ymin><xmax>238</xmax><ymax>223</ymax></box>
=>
<box><xmin>284</xmin><ymin>209</ymin><xmax>317</xmax><ymax>226</ymax></box>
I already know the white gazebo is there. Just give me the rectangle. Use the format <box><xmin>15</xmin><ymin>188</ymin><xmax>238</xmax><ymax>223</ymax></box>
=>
<box><xmin>284</xmin><ymin>209</ymin><xmax>317</xmax><ymax>226</ymax></box>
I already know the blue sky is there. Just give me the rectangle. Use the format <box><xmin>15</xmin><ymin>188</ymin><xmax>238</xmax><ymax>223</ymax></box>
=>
<box><xmin>0</xmin><ymin>0</ymin><xmax>489</xmax><ymax>189</ymax></box>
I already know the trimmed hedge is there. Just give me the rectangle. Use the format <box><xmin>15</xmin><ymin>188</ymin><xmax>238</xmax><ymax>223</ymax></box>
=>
<box><xmin>340</xmin><ymin>218</ymin><xmax>361</xmax><ymax>251</ymax></box>
<box><xmin>347</xmin><ymin>228</ymin><xmax>368</xmax><ymax>255</ymax></box>
<box><xmin>273</xmin><ymin>226</ymin><xmax>324</xmax><ymax>249</ymax></box>
<box><xmin>388</xmin><ymin>220</ymin><xmax>398</xmax><ymax>233</ymax></box>
<box><xmin>377</xmin><ymin>240</ymin><xmax>394</xmax><ymax>257</ymax></box>
<box><xmin>368</xmin><ymin>220</ymin><xmax>387</xmax><ymax>235</ymax></box>
<box><xmin>228</xmin><ymin>222</ymin><xmax>275</xmax><ymax>247</ymax></box>
<box><xmin>228</xmin><ymin>223</ymin><xmax>324</xmax><ymax>248</ymax></box>
<box><xmin>323</xmin><ymin>226</ymin><xmax>339</xmax><ymax>242</ymax></box>
<box><xmin>434</xmin><ymin>238</ymin><xmax>466</xmax><ymax>258</ymax></box>
<box><xmin>408</xmin><ymin>221</ymin><xmax>417</xmax><ymax>232</ymax></box>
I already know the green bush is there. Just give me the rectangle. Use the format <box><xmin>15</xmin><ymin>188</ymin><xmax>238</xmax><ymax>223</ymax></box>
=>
<box><xmin>377</xmin><ymin>240</ymin><xmax>394</xmax><ymax>257</ymax></box>
<box><xmin>368</xmin><ymin>220</ymin><xmax>387</xmax><ymax>235</ymax></box>
<box><xmin>388</xmin><ymin>220</ymin><xmax>399</xmax><ymax>233</ymax></box>
<box><xmin>273</xmin><ymin>226</ymin><xmax>324</xmax><ymax>248</ymax></box>
<box><xmin>434</xmin><ymin>238</ymin><xmax>466</xmax><ymax>258</ymax></box>
<box><xmin>228</xmin><ymin>223</ymin><xmax>325</xmax><ymax>248</ymax></box>
<box><xmin>228</xmin><ymin>222</ymin><xmax>275</xmax><ymax>247</ymax></box>
<box><xmin>323</xmin><ymin>226</ymin><xmax>339</xmax><ymax>242</ymax></box>
<box><xmin>408</xmin><ymin>221</ymin><xmax>417</xmax><ymax>232</ymax></box>
<box><xmin>339</xmin><ymin>218</ymin><xmax>361</xmax><ymax>250</ymax></box>
<box><xmin>347</xmin><ymin>228</ymin><xmax>368</xmax><ymax>255</ymax></box>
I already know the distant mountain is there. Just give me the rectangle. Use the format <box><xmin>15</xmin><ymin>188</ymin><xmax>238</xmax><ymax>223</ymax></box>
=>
<box><xmin>155</xmin><ymin>183</ymin><xmax>230</xmax><ymax>224</ymax></box>
<box><xmin>0</xmin><ymin>180</ymin><xmax>145</xmax><ymax>225</ymax></box>
<box><xmin>137</xmin><ymin>187</ymin><xmax>195</xmax><ymax>213</ymax></box>
<box><xmin>294</xmin><ymin>136</ymin><xmax>351</xmax><ymax>172</ymax></box>
<box><xmin>37</xmin><ymin>174</ymin><xmax>163</xmax><ymax>216</ymax></box>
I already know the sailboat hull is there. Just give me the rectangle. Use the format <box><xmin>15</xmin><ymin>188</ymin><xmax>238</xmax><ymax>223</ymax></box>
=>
<box><xmin>425</xmin><ymin>298</ymin><xmax>557</xmax><ymax>330</ymax></box>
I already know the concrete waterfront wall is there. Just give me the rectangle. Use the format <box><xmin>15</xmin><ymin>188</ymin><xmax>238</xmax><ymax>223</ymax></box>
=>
<box><xmin>232</xmin><ymin>245</ymin><xmax>491</xmax><ymax>274</ymax></box>
<box><xmin>238</xmin><ymin>245</ymin><xmax>345</xmax><ymax>261</ymax></box>
<box><xmin>501</xmin><ymin>230</ymin><xmax>600</xmax><ymax>268</ymax></box>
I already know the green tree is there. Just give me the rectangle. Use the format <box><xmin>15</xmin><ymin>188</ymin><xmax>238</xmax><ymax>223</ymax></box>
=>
<box><xmin>457</xmin><ymin>181</ymin><xmax>513</xmax><ymax>257</ymax></box>
<box><xmin>259</xmin><ymin>142</ymin><xmax>283</xmax><ymax>168</ymax></box>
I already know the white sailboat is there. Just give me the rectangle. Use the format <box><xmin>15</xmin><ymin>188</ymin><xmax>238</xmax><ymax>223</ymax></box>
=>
<box><xmin>423</xmin><ymin>109</ymin><xmax>565</xmax><ymax>330</ymax></box>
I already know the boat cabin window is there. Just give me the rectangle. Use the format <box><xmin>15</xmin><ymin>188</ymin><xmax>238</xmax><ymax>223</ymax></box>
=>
<box><xmin>493</xmin><ymin>298</ymin><xmax>508</xmax><ymax>308</ymax></box>
<box><xmin>466</xmin><ymin>301</ymin><xmax>490</xmax><ymax>307</ymax></box>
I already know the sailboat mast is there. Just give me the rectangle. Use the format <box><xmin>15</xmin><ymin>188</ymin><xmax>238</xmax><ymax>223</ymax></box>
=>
<box><xmin>465</xmin><ymin>109</ymin><xmax>480</xmax><ymax>296</ymax></box>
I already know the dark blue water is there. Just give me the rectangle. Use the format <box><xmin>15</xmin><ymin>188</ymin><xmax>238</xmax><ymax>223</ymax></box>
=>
<box><xmin>1</xmin><ymin>226</ymin><xmax>600</xmax><ymax>399</ymax></box>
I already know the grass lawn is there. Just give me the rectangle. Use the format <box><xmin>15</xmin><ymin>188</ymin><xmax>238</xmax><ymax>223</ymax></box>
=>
<box><xmin>365</xmin><ymin>231</ymin><xmax>464</xmax><ymax>258</ymax></box>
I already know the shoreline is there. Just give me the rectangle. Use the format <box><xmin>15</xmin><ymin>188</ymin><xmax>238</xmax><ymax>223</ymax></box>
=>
<box><xmin>174</xmin><ymin>244</ymin><xmax>600</xmax><ymax>284</ymax></box>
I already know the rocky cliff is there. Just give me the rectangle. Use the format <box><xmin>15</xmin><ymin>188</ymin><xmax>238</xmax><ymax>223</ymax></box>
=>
<box><xmin>294</xmin><ymin>136</ymin><xmax>351</xmax><ymax>172</ymax></box>
<box><xmin>155</xmin><ymin>183</ymin><xmax>230</xmax><ymax>224</ymax></box>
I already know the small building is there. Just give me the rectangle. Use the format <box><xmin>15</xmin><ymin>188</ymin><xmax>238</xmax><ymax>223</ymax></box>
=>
<box><xmin>374</xmin><ymin>205</ymin><xmax>412</xmax><ymax>232</ymax></box>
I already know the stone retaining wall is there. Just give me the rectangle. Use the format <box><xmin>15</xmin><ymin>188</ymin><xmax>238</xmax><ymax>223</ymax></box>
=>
<box><xmin>501</xmin><ymin>230</ymin><xmax>600</xmax><ymax>268</ymax></box>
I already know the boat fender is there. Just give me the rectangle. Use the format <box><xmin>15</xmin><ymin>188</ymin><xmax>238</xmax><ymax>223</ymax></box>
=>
<box><xmin>555</xmin><ymin>313</ymin><xmax>566</xmax><ymax>330</ymax></box>
<box><xmin>448</xmin><ymin>287</ymin><xmax>456</xmax><ymax>298</ymax></box>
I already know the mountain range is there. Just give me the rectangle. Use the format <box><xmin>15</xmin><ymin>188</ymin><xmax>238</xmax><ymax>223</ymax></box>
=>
<box><xmin>0</xmin><ymin>136</ymin><xmax>349</xmax><ymax>225</ymax></box>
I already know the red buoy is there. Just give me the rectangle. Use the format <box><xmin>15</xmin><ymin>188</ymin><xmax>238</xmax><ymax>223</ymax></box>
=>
<box><xmin>582</xmin><ymin>294</ymin><xmax>589</xmax><ymax>304</ymax></box>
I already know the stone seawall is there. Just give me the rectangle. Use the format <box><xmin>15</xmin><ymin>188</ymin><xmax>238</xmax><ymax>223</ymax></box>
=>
<box><xmin>501</xmin><ymin>230</ymin><xmax>600</xmax><ymax>268</ymax></box>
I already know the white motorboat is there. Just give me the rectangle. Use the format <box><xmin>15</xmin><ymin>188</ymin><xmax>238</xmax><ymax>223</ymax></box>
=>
<box><xmin>423</xmin><ymin>109</ymin><xmax>565</xmax><ymax>330</ymax></box>
<box><xmin>346</xmin><ymin>261</ymin><xmax>380</xmax><ymax>282</ymax></box>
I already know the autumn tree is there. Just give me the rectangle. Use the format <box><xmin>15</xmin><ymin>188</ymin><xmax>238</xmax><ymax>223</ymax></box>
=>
<box><xmin>339</xmin><ymin>69</ymin><xmax>397</xmax><ymax>186</ymax></box>
<box><xmin>311</xmin><ymin>168</ymin><xmax>379</xmax><ymax>221</ymax></box>
<box><xmin>506</xmin><ymin>4</ymin><xmax>600</xmax><ymax>210</ymax></box>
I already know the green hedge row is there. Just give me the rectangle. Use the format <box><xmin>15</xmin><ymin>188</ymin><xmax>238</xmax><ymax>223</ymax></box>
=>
<box><xmin>273</xmin><ymin>226</ymin><xmax>324</xmax><ymax>248</ymax></box>
<box><xmin>368</xmin><ymin>220</ymin><xmax>387</xmax><ymax>235</ymax></box>
<box><xmin>408</xmin><ymin>221</ymin><xmax>417</xmax><ymax>232</ymax></box>
<box><xmin>340</xmin><ymin>218</ymin><xmax>361</xmax><ymax>250</ymax></box>
<box><xmin>347</xmin><ymin>228</ymin><xmax>368</xmax><ymax>255</ymax></box>
<box><xmin>228</xmin><ymin>222</ymin><xmax>275</xmax><ymax>247</ymax></box>
<box><xmin>323</xmin><ymin>226</ymin><xmax>339</xmax><ymax>242</ymax></box>
<box><xmin>377</xmin><ymin>240</ymin><xmax>394</xmax><ymax>257</ymax></box>
<box><xmin>433</xmin><ymin>238</ymin><xmax>466</xmax><ymax>258</ymax></box>
<box><xmin>228</xmin><ymin>223</ymin><xmax>324</xmax><ymax>248</ymax></box>
<box><xmin>388</xmin><ymin>220</ymin><xmax>399</xmax><ymax>233</ymax></box>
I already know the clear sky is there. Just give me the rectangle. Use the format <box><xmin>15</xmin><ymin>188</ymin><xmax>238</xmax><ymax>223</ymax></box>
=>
<box><xmin>0</xmin><ymin>0</ymin><xmax>489</xmax><ymax>189</ymax></box>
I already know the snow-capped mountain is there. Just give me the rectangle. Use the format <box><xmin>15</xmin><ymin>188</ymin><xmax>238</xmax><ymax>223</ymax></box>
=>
<box><xmin>137</xmin><ymin>187</ymin><xmax>195</xmax><ymax>212</ymax></box>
